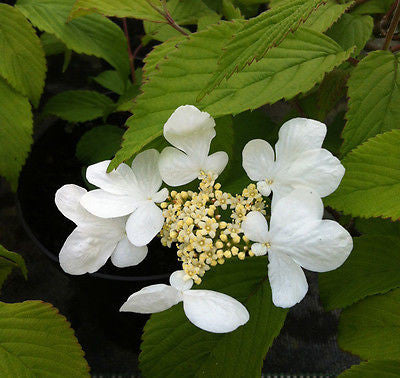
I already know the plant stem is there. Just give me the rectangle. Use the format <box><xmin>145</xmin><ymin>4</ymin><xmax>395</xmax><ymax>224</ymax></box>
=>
<box><xmin>122</xmin><ymin>18</ymin><xmax>136</xmax><ymax>83</ymax></box>
<box><xmin>161</xmin><ymin>0</ymin><xmax>189</xmax><ymax>36</ymax></box>
<box><xmin>383</xmin><ymin>0</ymin><xmax>400</xmax><ymax>50</ymax></box>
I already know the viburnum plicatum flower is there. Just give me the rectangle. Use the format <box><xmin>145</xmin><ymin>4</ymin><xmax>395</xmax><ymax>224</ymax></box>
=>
<box><xmin>120</xmin><ymin>270</ymin><xmax>249</xmax><ymax>333</ymax></box>
<box><xmin>241</xmin><ymin>188</ymin><xmax>353</xmax><ymax>308</ymax></box>
<box><xmin>55</xmin><ymin>184</ymin><xmax>148</xmax><ymax>274</ymax></box>
<box><xmin>158</xmin><ymin>105</ymin><xmax>229</xmax><ymax>186</ymax></box>
<box><xmin>80</xmin><ymin>149</ymin><xmax>168</xmax><ymax>247</ymax></box>
<box><xmin>242</xmin><ymin>118</ymin><xmax>345</xmax><ymax>201</ymax></box>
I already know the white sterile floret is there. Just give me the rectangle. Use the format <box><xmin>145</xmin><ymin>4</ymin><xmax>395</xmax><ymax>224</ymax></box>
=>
<box><xmin>120</xmin><ymin>270</ymin><xmax>249</xmax><ymax>333</ymax></box>
<box><xmin>55</xmin><ymin>184</ymin><xmax>148</xmax><ymax>275</ymax></box>
<box><xmin>242</xmin><ymin>118</ymin><xmax>345</xmax><ymax>202</ymax></box>
<box><xmin>158</xmin><ymin>105</ymin><xmax>229</xmax><ymax>186</ymax></box>
<box><xmin>241</xmin><ymin>188</ymin><xmax>353</xmax><ymax>308</ymax></box>
<box><xmin>80</xmin><ymin>149</ymin><xmax>168</xmax><ymax>247</ymax></box>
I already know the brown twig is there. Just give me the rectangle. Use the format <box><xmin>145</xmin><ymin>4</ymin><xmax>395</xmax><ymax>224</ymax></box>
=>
<box><xmin>161</xmin><ymin>0</ymin><xmax>189</xmax><ymax>36</ymax></box>
<box><xmin>347</xmin><ymin>57</ymin><xmax>359</xmax><ymax>66</ymax></box>
<box><xmin>383</xmin><ymin>0</ymin><xmax>400</xmax><ymax>50</ymax></box>
<box><xmin>122</xmin><ymin>18</ymin><xmax>136</xmax><ymax>83</ymax></box>
<box><xmin>379</xmin><ymin>1</ymin><xmax>397</xmax><ymax>36</ymax></box>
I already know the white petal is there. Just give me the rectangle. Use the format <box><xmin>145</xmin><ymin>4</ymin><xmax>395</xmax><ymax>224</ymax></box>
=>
<box><xmin>86</xmin><ymin>160</ymin><xmax>142</xmax><ymax>196</ymax></box>
<box><xmin>55</xmin><ymin>184</ymin><xmax>95</xmax><ymax>226</ymax></box>
<box><xmin>282</xmin><ymin>149</ymin><xmax>345</xmax><ymax>197</ymax></box>
<box><xmin>272</xmin><ymin>219</ymin><xmax>353</xmax><ymax>273</ymax></box>
<box><xmin>275</xmin><ymin>118</ymin><xmax>326</xmax><ymax>166</ymax></box>
<box><xmin>270</xmin><ymin>188</ymin><xmax>324</xmax><ymax>234</ymax></box>
<box><xmin>126</xmin><ymin>201</ymin><xmax>164</xmax><ymax>247</ymax></box>
<box><xmin>131</xmin><ymin>149</ymin><xmax>163</xmax><ymax>195</ymax></box>
<box><xmin>120</xmin><ymin>284</ymin><xmax>182</xmax><ymax>314</ymax></box>
<box><xmin>59</xmin><ymin>228</ymin><xmax>117</xmax><ymax>275</ymax></box>
<box><xmin>183</xmin><ymin>290</ymin><xmax>249</xmax><ymax>333</ymax></box>
<box><xmin>152</xmin><ymin>188</ymin><xmax>169</xmax><ymax>203</ymax></box>
<box><xmin>80</xmin><ymin>189</ymin><xmax>139</xmax><ymax>218</ymax></box>
<box><xmin>111</xmin><ymin>236</ymin><xmax>148</xmax><ymax>268</ymax></box>
<box><xmin>241</xmin><ymin>211</ymin><xmax>269</xmax><ymax>243</ymax></box>
<box><xmin>242</xmin><ymin>139</ymin><xmax>275</xmax><ymax>181</ymax></box>
<box><xmin>164</xmin><ymin>105</ymin><xmax>216</xmax><ymax>160</ymax></box>
<box><xmin>203</xmin><ymin>151</ymin><xmax>228</xmax><ymax>177</ymax></box>
<box><xmin>251</xmin><ymin>243</ymin><xmax>267</xmax><ymax>256</ymax></box>
<box><xmin>159</xmin><ymin>146</ymin><xmax>200</xmax><ymax>186</ymax></box>
<box><xmin>257</xmin><ymin>181</ymin><xmax>271</xmax><ymax>196</ymax></box>
<box><xmin>169</xmin><ymin>270</ymin><xmax>193</xmax><ymax>291</ymax></box>
<box><xmin>268</xmin><ymin>250</ymin><xmax>308</xmax><ymax>308</ymax></box>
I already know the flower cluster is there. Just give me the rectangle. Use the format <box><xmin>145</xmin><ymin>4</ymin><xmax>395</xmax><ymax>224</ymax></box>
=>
<box><xmin>55</xmin><ymin>105</ymin><xmax>353</xmax><ymax>334</ymax></box>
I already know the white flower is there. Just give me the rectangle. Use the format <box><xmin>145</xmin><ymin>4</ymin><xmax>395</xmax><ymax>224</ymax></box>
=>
<box><xmin>55</xmin><ymin>184</ymin><xmax>148</xmax><ymax>274</ymax></box>
<box><xmin>120</xmin><ymin>270</ymin><xmax>249</xmax><ymax>333</ymax></box>
<box><xmin>241</xmin><ymin>188</ymin><xmax>353</xmax><ymax>308</ymax></box>
<box><xmin>80</xmin><ymin>149</ymin><xmax>168</xmax><ymax>247</ymax></box>
<box><xmin>158</xmin><ymin>105</ymin><xmax>228</xmax><ymax>186</ymax></box>
<box><xmin>242</xmin><ymin>118</ymin><xmax>345</xmax><ymax>201</ymax></box>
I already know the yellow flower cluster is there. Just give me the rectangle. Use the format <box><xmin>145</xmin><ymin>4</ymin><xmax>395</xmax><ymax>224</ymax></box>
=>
<box><xmin>159</xmin><ymin>173</ymin><xmax>266</xmax><ymax>284</ymax></box>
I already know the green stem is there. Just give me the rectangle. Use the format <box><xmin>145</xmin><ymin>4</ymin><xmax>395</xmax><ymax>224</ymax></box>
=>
<box><xmin>383</xmin><ymin>0</ymin><xmax>400</xmax><ymax>50</ymax></box>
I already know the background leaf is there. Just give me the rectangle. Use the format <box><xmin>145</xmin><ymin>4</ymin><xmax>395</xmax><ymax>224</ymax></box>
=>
<box><xmin>326</xmin><ymin>129</ymin><xmax>400</xmax><ymax>220</ymax></box>
<box><xmin>0</xmin><ymin>77</ymin><xmax>33</xmax><ymax>191</ymax></box>
<box><xmin>0</xmin><ymin>301</ymin><xmax>89</xmax><ymax>377</ymax></box>
<box><xmin>0</xmin><ymin>245</ymin><xmax>27</xmax><ymax>291</ymax></box>
<box><xmin>43</xmin><ymin>90</ymin><xmax>115</xmax><ymax>122</ymax></box>
<box><xmin>0</xmin><ymin>4</ymin><xmax>46</xmax><ymax>107</ymax></box>
<box><xmin>111</xmin><ymin>22</ymin><xmax>351</xmax><ymax>170</ymax></box>
<box><xmin>140</xmin><ymin>258</ymin><xmax>287</xmax><ymax>378</ymax></box>
<box><xmin>341</xmin><ymin>51</ymin><xmax>400</xmax><ymax>155</ymax></box>
<box><xmin>319</xmin><ymin>235</ymin><xmax>400</xmax><ymax>311</ymax></box>
<box><xmin>352</xmin><ymin>0</ymin><xmax>394</xmax><ymax>15</ymax></box>
<box><xmin>339</xmin><ymin>360</ymin><xmax>400</xmax><ymax>377</ymax></box>
<box><xmin>338</xmin><ymin>289</ymin><xmax>400</xmax><ymax>360</ymax></box>
<box><xmin>70</xmin><ymin>0</ymin><xmax>165</xmax><ymax>22</ymax></box>
<box><xmin>201</xmin><ymin>0</ymin><xmax>326</xmax><ymax>94</ymax></box>
<box><xmin>93</xmin><ymin>70</ymin><xmax>127</xmax><ymax>95</ymax></box>
<box><xmin>16</xmin><ymin>0</ymin><xmax>130</xmax><ymax>78</ymax></box>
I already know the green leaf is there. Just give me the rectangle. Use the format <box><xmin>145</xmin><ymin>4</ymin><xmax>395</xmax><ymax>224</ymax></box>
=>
<box><xmin>352</xmin><ymin>0</ymin><xmax>393</xmax><ymax>15</ymax></box>
<box><xmin>339</xmin><ymin>360</ymin><xmax>400</xmax><ymax>377</ymax></box>
<box><xmin>139</xmin><ymin>258</ymin><xmax>287</xmax><ymax>378</ymax></box>
<box><xmin>302</xmin><ymin>0</ymin><xmax>354</xmax><ymax>33</ymax></box>
<box><xmin>0</xmin><ymin>300</ymin><xmax>89</xmax><ymax>377</ymax></box>
<box><xmin>0</xmin><ymin>4</ymin><xmax>46</xmax><ymax>107</ymax></box>
<box><xmin>93</xmin><ymin>70</ymin><xmax>127</xmax><ymax>95</ymax></box>
<box><xmin>40</xmin><ymin>32</ymin><xmax>66</xmax><ymax>56</ymax></box>
<box><xmin>76</xmin><ymin>125</ymin><xmax>124</xmax><ymax>165</ymax></box>
<box><xmin>43</xmin><ymin>90</ymin><xmax>115</xmax><ymax>122</ymax></box>
<box><xmin>197</xmin><ymin>12</ymin><xmax>222</xmax><ymax>31</ymax></box>
<box><xmin>0</xmin><ymin>77</ymin><xmax>33</xmax><ymax>191</ymax></box>
<box><xmin>355</xmin><ymin>217</ymin><xmax>400</xmax><ymax>236</ymax></box>
<box><xmin>338</xmin><ymin>289</ymin><xmax>400</xmax><ymax>360</ymax></box>
<box><xmin>326</xmin><ymin>13</ymin><xmax>373</xmax><ymax>56</ymax></box>
<box><xmin>69</xmin><ymin>0</ymin><xmax>165</xmax><ymax>22</ymax></box>
<box><xmin>319</xmin><ymin>235</ymin><xmax>400</xmax><ymax>311</ymax></box>
<box><xmin>0</xmin><ymin>245</ymin><xmax>27</xmax><ymax>291</ymax></box>
<box><xmin>222</xmin><ymin>0</ymin><xmax>244</xmax><ymax>20</ymax></box>
<box><xmin>110</xmin><ymin>22</ymin><xmax>352</xmax><ymax>170</ymax></box>
<box><xmin>341</xmin><ymin>50</ymin><xmax>400</xmax><ymax>155</ymax></box>
<box><xmin>326</xmin><ymin>129</ymin><xmax>400</xmax><ymax>220</ymax></box>
<box><xmin>16</xmin><ymin>0</ymin><xmax>130</xmax><ymax>78</ymax></box>
<box><xmin>201</xmin><ymin>0</ymin><xmax>327</xmax><ymax>95</ymax></box>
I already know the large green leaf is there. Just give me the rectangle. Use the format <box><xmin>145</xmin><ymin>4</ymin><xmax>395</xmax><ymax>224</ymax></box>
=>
<box><xmin>201</xmin><ymin>0</ymin><xmax>326</xmax><ymax>95</ymax></box>
<box><xmin>341</xmin><ymin>51</ymin><xmax>400</xmax><ymax>154</ymax></box>
<box><xmin>70</xmin><ymin>0</ymin><xmax>165</xmax><ymax>22</ymax></box>
<box><xmin>339</xmin><ymin>360</ymin><xmax>400</xmax><ymax>377</ymax></box>
<box><xmin>0</xmin><ymin>300</ymin><xmax>89</xmax><ymax>377</ymax></box>
<box><xmin>43</xmin><ymin>90</ymin><xmax>115</xmax><ymax>122</ymax></box>
<box><xmin>110</xmin><ymin>22</ymin><xmax>352</xmax><ymax>170</ymax></box>
<box><xmin>338</xmin><ymin>289</ymin><xmax>400</xmax><ymax>360</ymax></box>
<box><xmin>16</xmin><ymin>0</ymin><xmax>130</xmax><ymax>78</ymax></box>
<box><xmin>326</xmin><ymin>129</ymin><xmax>400</xmax><ymax>220</ymax></box>
<box><xmin>302</xmin><ymin>0</ymin><xmax>354</xmax><ymax>33</ymax></box>
<box><xmin>0</xmin><ymin>4</ymin><xmax>46</xmax><ymax>107</ymax></box>
<box><xmin>355</xmin><ymin>217</ymin><xmax>400</xmax><ymax>236</ymax></box>
<box><xmin>326</xmin><ymin>13</ymin><xmax>373</xmax><ymax>56</ymax></box>
<box><xmin>0</xmin><ymin>245</ymin><xmax>27</xmax><ymax>291</ymax></box>
<box><xmin>0</xmin><ymin>77</ymin><xmax>33</xmax><ymax>191</ymax></box>
<box><xmin>352</xmin><ymin>0</ymin><xmax>393</xmax><ymax>15</ymax></box>
<box><xmin>140</xmin><ymin>258</ymin><xmax>287</xmax><ymax>378</ymax></box>
<box><xmin>319</xmin><ymin>235</ymin><xmax>400</xmax><ymax>311</ymax></box>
